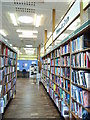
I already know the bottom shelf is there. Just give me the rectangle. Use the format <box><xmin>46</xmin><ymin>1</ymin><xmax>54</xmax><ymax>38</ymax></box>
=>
<box><xmin>41</xmin><ymin>81</ymin><xmax>70</xmax><ymax>119</ymax></box>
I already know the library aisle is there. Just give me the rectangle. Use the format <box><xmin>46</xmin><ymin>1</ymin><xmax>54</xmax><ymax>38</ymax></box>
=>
<box><xmin>4</xmin><ymin>78</ymin><xmax>61</xmax><ymax>119</ymax></box>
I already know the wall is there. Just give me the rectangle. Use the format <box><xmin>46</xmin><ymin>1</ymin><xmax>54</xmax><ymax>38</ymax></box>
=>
<box><xmin>17</xmin><ymin>60</ymin><xmax>38</xmax><ymax>71</ymax></box>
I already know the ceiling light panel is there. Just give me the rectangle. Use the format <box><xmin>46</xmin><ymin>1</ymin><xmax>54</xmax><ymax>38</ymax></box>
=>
<box><xmin>26</xmin><ymin>45</ymin><xmax>32</xmax><ymax>47</ymax></box>
<box><xmin>0</xmin><ymin>29</ymin><xmax>7</xmax><ymax>36</ymax></box>
<box><xmin>18</xmin><ymin>16</ymin><xmax>33</xmax><ymax>23</ymax></box>
<box><xmin>16</xmin><ymin>29</ymin><xmax>38</xmax><ymax>33</ymax></box>
<box><xmin>19</xmin><ymin>34</ymin><xmax>37</xmax><ymax>38</ymax></box>
<box><xmin>9</xmin><ymin>13</ymin><xmax>18</xmax><ymax>26</ymax></box>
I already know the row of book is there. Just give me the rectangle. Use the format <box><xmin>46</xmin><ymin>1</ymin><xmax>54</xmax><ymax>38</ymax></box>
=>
<box><xmin>47</xmin><ymin>58</ymin><xmax>50</xmax><ymax>63</ymax></box>
<box><xmin>61</xmin><ymin>68</ymin><xmax>70</xmax><ymax>78</ymax></box>
<box><xmin>47</xmin><ymin>70</ymin><xmax>50</xmax><ymax>77</ymax></box>
<box><xmin>4</xmin><ymin>82</ymin><xmax>11</xmax><ymax>93</ymax></box>
<box><xmin>71</xmin><ymin>70</ymin><xmax>90</xmax><ymax>89</ymax></box>
<box><xmin>55</xmin><ymin>58</ymin><xmax>60</xmax><ymax>66</ymax></box>
<box><xmin>64</xmin><ymin>80</ymin><xmax>70</xmax><ymax>92</ymax></box>
<box><xmin>61</xmin><ymin>56</ymin><xmax>70</xmax><ymax>66</ymax></box>
<box><xmin>71</xmin><ymin>85</ymin><xmax>90</xmax><ymax>107</ymax></box>
<box><xmin>71</xmin><ymin>100</ymin><xmax>90</xmax><ymax>119</ymax></box>
<box><xmin>50</xmin><ymin>74</ymin><xmax>54</xmax><ymax>81</ymax></box>
<box><xmin>3</xmin><ymin>47</ymin><xmax>17</xmax><ymax>59</ymax></box>
<box><xmin>0</xmin><ymin>70</ymin><xmax>4</xmax><ymax>81</ymax></box>
<box><xmin>51</xmin><ymin>67</ymin><xmax>54</xmax><ymax>74</ymax></box>
<box><xmin>71</xmin><ymin>34</ymin><xmax>90</xmax><ymax>52</ymax></box>
<box><xmin>4</xmin><ymin>66</ymin><xmax>15</xmax><ymax>75</ymax></box>
<box><xmin>61</xmin><ymin>42</ymin><xmax>70</xmax><ymax>54</ymax></box>
<box><xmin>5</xmin><ymin>58</ymin><xmax>16</xmax><ymax>66</ymax></box>
<box><xmin>55</xmin><ymin>76</ymin><xmax>60</xmax><ymax>86</ymax></box>
<box><xmin>55</xmin><ymin>48</ymin><xmax>60</xmax><ymax>58</ymax></box>
<box><xmin>50</xmin><ymin>59</ymin><xmax>54</xmax><ymax>66</ymax></box>
<box><xmin>0</xmin><ymin>57</ymin><xmax>4</xmax><ymax>67</ymax></box>
<box><xmin>51</xmin><ymin>52</ymin><xmax>54</xmax><ymax>59</ymax></box>
<box><xmin>55</xmin><ymin>67</ymin><xmax>60</xmax><ymax>76</ymax></box>
<box><xmin>71</xmin><ymin>51</ymin><xmax>90</xmax><ymax>68</ymax></box>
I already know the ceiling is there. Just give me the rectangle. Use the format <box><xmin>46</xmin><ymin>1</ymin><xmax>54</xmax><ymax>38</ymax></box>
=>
<box><xmin>0</xmin><ymin>0</ymin><xmax>74</xmax><ymax>55</ymax></box>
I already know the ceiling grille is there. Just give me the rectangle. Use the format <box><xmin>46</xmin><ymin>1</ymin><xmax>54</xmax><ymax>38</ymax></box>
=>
<box><xmin>16</xmin><ymin>7</ymin><xmax>35</xmax><ymax>13</ymax></box>
<box><xmin>14</xmin><ymin>0</ymin><xmax>35</xmax><ymax>6</ymax></box>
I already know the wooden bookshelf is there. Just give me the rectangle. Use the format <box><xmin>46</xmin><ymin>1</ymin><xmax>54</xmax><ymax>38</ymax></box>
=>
<box><xmin>41</xmin><ymin>20</ymin><xmax>90</xmax><ymax>119</ymax></box>
<box><xmin>0</xmin><ymin>36</ymin><xmax>17</xmax><ymax>114</ymax></box>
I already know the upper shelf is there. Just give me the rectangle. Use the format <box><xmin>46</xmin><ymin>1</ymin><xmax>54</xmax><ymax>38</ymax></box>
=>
<box><xmin>42</xmin><ymin>20</ymin><xmax>90</xmax><ymax>58</ymax></box>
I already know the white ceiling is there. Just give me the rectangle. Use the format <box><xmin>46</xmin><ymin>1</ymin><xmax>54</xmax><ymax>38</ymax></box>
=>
<box><xmin>1</xmin><ymin>0</ymin><xmax>70</xmax><ymax>49</ymax></box>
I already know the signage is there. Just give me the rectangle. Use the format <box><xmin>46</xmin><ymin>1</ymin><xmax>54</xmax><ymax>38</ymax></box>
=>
<box><xmin>53</xmin><ymin>0</ymin><xmax>80</xmax><ymax>40</ymax></box>
<box><xmin>83</xmin><ymin>0</ymin><xmax>89</xmax><ymax>9</ymax></box>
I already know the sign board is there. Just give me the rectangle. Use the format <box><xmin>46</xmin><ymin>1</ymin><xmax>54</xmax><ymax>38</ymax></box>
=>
<box><xmin>83</xmin><ymin>0</ymin><xmax>89</xmax><ymax>9</ymax></box>
<box><xmin>53</xmin><ymin>0</ymin><xmax>80</xmax><ymax>40</ymax></box>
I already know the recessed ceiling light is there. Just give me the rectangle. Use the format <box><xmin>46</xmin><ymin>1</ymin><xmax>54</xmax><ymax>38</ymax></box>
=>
<box><xmin>0</xmin><ymin>29</ymin><xmax>7</xmax><ymax>36</ymax></box>
<box><xmin>9</xmin><ymin>13</ymin><xmax>18</xmax><ymax>26</ymax></box>
<box><xmin>19</xmin><ymin>34</ymin><xmax>37</xmax><ymax>38</ymax></box>
<box><xmin>25</xmin><ymin>45</ymin><xmax>32</xmax><ymax>47</ymax></box>
<box><xmin>16</xmin><ymin>29</ymin><xmax>38</xmax><ymax>34</ymax></box>
<box><xmin>18</xmin><ymin>16</ymin><xmax>33</xmax><ymax>23</ymax></box>
<box><xmin>34</xmin><ymin>14</ymin><xmax>42</xmax><ymax>27</ymax></box>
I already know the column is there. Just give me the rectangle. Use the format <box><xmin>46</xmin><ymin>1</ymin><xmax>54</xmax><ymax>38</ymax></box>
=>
<box><xmin>44</xmin><ymin>30</ymin><xmax>47</xmax><ymax>54</ymax></box>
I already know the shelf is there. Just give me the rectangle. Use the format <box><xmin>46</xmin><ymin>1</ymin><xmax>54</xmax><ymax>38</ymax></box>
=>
<box><xmin>71</xmin><ymin>82</ymin><xmax>90</xmax><ymax>92</ymax></box>
<box><xmin>51</xmin><ymin>57</ymin><xmax>55</xmax><ymax>60</ymax></box>
<box><xmin>61</xmin><ymin>52</ymin><xmax>70</xmax><ymax>56</ymax></box>
<box><xmin>71</xmin><ymin>48</ymin><xmax>90</xmax><ymax>55</ymax></box>
<box><xmin>4</xmin><ymin>71</ymin><xmax>15</xmax><ymax>76</ymax></box>
<box><xmin>4</xmin><ymin>80</ymin><xmax>11</xmax><ymax>86</ymax></box>
<box><xmin>55</xmin><ymin>65</ymin><xmax>60</xmax><ymax>67</ymax></box>
<box><xmin>55</xmin><ymin>74</ymin><xmax>60</xmax><ymax>77</ymax></box>
<box><xmin>60</xmin><ymin>66</ymin><xmax>70</xmax><ymax>68</ymax></box>
<box><xmin>64</xmin><ymin>101</ymin><xmax>70</xmax><ymax>108</ymax></box>
<box><xmin>71</xmin><ymin>97</ymin><xmax>90</xmax><ymax>113</ymax></box>
<box><xmin>71</xmin><ymin>67</ymin><xmax>90</xmax><ymax>70</ymax></box>
<box><xmin>4</xmin><ymin>88</ymin><xmax>12</xmax><ymax>95</ymax></box>
<box><xmin>60</xmin><ymin>76</ymin><xmax>70</xmax><ymax>81</ymax></box>
<box><xmin>71</xmin><ymin>111</ymin><xmax>79</xmax><ymax>119</ymax></box>
<box><xmin>62</xmin><ymin>88</ymin><xmax>70</xmax><ymax>94</ymax></box>
<box><xmin>55</xmin><ymin>56</ymin><xmax>60</xmax><ymax>59</ymax></box>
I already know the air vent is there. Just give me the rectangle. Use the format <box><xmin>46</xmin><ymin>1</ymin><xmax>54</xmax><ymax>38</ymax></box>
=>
<box><xmin>14</xmin><ymin>0</ymin><xmax>35</xmax><ymax>6</ymax></box>
<box><xmin>16</xmin><ymin>7</ymin><xmax>35</xmax><ymax>13</ymax></box>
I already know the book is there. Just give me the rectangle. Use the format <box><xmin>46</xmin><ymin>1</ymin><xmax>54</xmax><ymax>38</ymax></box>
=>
<box><xmin>82</xmin><ymin>108</ymin><xmax>90</xmax><ymax>120</ymax></box>
<box><xmin>82</xmin><ymin>90</ymin><xmax>90</xmax><ymax>107</ymax></box>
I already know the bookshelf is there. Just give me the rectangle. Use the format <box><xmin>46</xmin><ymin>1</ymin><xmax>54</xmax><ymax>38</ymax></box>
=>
<box><xmin>0</xmin><ymin>37</ymin><xmax>17</xmax><ymax>114</ymax></box>
<box><xmin>41</xmin><ymin>20</ymin><xmax>90</xmax><ymax>119</ymax></box>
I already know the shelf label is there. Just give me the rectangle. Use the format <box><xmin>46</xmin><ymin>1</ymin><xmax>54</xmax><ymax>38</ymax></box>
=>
<box><xmin>53</xmin><ymin>0</ymin><xmax>80</xmax><ymax>40</ymax></box>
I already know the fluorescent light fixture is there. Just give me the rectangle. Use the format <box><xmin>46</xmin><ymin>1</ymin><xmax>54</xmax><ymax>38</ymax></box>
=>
<box><xmin>24</xmin><ymin>48</ymin><xmax>33</xmax><ymax>50</ymax></box>
<box><xmin>5</xmin><ymin>39</ymin><xmax>8</xmax><ymax>42</ymax></box>
<box><xmin>25</xmin><ymin>45</ymin><xmax>32</xmax><ymax>47</ymax></box>
<box><xmin>10</xmin><ymin>44</ymin><xmax>12</xmax><ymax>47</ymax></box>
<box><xmin>19</xmin><ymin>52</ymin><xmax>22</xmax><ymax>54</ymax></box>
<box><xmin>13</xmin><ymin>47</ymin><xmax>18</xmax><ymax>50</ymax></box>
<box><xmin>35</xmin><ymin>15</ymin><xmax>42</xmax><ymax>27</ymax></box>
<box><xmin>16</xmin><ymin>29</ymin><xmax>38</xmax><ymax>34</ymax></box>
<box><xmin>9</xmin><ymin>13</ymin><xmax>17</xmax><ymax>26</ymax></box>
<box><xmin>57</xmin><ymin>33</ymin><xmax>69</xmax><ymax>40</ymax></box>
<box><xmin>19</xmin><ymin>34</ymin><xmax>37</xmax><ymax>38</ymax></box>
<box><xmin>18</xmin><ymin>16</ymin><xmax>33</xmax><ymax>24</ymax></box>
<box><xmin>0</xmin><ymin>29</ymin><xmax>7</xmax><ymax>36</ymax></box>
<box><xmin>67</xmin><ymin>18</ymin><xmax>80</xmax><ymax>31</ymax></box>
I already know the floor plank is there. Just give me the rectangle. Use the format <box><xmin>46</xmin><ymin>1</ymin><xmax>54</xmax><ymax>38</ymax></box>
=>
<box><xmin>4</xmin><ymin>78</ymin><xmax>61</xmax><ymax>119</ymax></box>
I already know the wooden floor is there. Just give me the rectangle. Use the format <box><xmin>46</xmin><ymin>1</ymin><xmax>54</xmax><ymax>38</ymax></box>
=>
<box><xmin>4</xmin><ymin>78</ymin><xmax>61</xmax><ymax>119</ymax></box>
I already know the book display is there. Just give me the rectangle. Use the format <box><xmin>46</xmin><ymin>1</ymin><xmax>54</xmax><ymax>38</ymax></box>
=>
<box><xmin>0</xmin><ymin>37</ymin><xmax>17</xmax><ymax>114</ymax></box>
<box><xmin>41</xmin><ymin>20</ymin><xmax>90</xmax><ymax>119</ymax></box>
